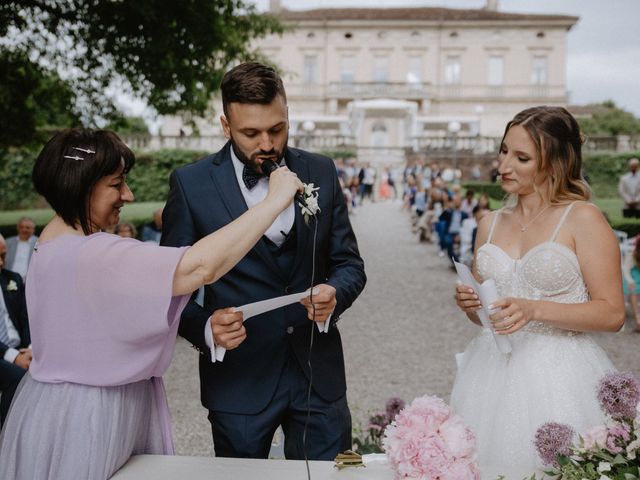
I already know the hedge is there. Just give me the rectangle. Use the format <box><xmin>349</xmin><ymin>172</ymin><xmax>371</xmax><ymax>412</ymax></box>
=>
<box><xmin>0</xmin><ymin>148</ymin><xmax>207</xmax><ymax>210</ymax></box>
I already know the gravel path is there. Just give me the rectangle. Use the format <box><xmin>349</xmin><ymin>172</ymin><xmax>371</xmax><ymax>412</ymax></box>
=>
<box><xmin>165</xmin><ymin>200</ymin><xmax>640</xmax><ymax>455</ymax></box>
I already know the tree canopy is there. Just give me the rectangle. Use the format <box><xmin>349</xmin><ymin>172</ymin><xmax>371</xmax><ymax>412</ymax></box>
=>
<box><xmin>0</xmin><ymin>0</ymin><xmax>283</xmax><ymax>148</ymax></box>
<box><xmin>578</xmin><ymin>100</ymin><xmax>640</xmax><ymax>137</ymax></box>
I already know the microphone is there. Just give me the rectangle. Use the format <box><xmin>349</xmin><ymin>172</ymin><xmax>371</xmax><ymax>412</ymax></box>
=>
<box><xmin>260</xmin><ymin>159</ymin><xmax>308</xmax><ymax>208</ymax></box>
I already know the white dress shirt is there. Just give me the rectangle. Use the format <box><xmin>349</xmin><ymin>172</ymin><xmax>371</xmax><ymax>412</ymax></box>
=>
<box><xmin>204</xmin><ymin>149</ymin><xmax>295</xmax><ymax>358</ymax></box>
<box><xmin>11</xmin><ymin>241</ymin><xmax>31</xmax><ymax>280</ymax></box>
<box><xmin>0</xmin><ymin>290</ymin><xmax>21</xmax><ymax>363</ymax></box>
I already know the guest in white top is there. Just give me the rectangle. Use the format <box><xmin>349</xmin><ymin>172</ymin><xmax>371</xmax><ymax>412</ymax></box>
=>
<box><xmin>5</xmin><ymin>217</ymin><xmax>38</xmax><ymax>281</ymax></box>
<box><xmin>618</xmin><ymin>157</ymin><xmax>640</xmax><ymax>218</ymax></box>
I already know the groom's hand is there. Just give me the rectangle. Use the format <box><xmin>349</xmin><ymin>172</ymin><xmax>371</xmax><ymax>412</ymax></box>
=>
<box><xmin>300</xmin><ymin>284</ymin><xmax>337</xmax><ymax>322</ymax></box>
<box><xmin>210</xmin><ymin>308</ymin><xmax>246</xmax><ymax>350</ymax></box>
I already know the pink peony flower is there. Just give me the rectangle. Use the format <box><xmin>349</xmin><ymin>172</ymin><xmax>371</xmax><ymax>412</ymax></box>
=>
<box><xmin>582</xmin><ymin>425</ymin><xmax>609</xmax><ymax>450</ymax></box>
<box><xmin>383</xmin><ymin>395</ymin><xmax>479</xmax><ymax>479</ymax></box>
<box><xmin>439</xmin><ymin>459</ymin><xmax>481</xmax><ymax>480</ymax></box>
<box><xmin>439</xmin><ymin>415</ymin><xmax>477</xmax><ymax>459</ymax></box>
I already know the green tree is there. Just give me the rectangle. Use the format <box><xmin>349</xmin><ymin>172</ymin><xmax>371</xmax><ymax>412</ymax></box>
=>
<box><xmin>0</xmin><ymin>0</ymin><xmax>283</xmax><ymax>148</ymax></box>
<box><xmin>578</xmin><ymin>100</ymin><xmax>640</xmax><ymax>136</ymax></box>
<box><xmin>106</xmin><ymin>115</ymin><xmax>150</xmax><ymax>136</ymax></box>
<box><xmin>0</xmin><ymin>50</ymin><xmax>80</xmax><ymax>150</ymax></box>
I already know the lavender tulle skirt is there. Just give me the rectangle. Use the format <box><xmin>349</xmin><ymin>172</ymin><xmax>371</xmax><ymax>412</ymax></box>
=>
<box><xmin>0</xmin><ymin>373</ymin><xmax>168</xmax><ymax>479</ymax></box>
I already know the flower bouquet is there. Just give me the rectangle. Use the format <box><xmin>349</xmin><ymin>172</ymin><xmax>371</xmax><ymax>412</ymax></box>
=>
<box><xmin>353</xmin><ymin>397</ymin><xmax>406</xmax><ymax>454</ymax></box>
<box><xmin>383</xmin><ymin>395</ymin><xmax>480</xmax><ymax>479</ymax></box>
<box><xmin>534</xmin><ymin>372</ymin><xmax>640</xmax><ymax>479</ymax></box>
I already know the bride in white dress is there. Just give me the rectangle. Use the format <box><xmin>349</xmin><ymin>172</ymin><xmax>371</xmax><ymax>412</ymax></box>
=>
<box><xmin>451</xmin><ymin>106</ymin><xmax>624</xmax><ymax>479</ymax></box>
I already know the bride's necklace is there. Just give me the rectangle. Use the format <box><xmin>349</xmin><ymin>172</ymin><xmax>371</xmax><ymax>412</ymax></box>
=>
<box><xmin>515</xmin><ymin>205</ymin><xmax>550</xmax><ymax>232</ymax></box>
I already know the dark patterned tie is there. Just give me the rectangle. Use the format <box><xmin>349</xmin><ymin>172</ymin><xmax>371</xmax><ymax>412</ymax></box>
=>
<box><xmin>242</xmin><ymin>166</ymin><xmax>265</xmax><ymax>190</ymax></box>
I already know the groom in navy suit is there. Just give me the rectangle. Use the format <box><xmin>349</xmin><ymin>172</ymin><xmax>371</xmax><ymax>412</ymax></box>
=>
<box><xmin>162</xmin><ymin>62</ymin><xmax>366</xmax><ymax>460</ymax></box>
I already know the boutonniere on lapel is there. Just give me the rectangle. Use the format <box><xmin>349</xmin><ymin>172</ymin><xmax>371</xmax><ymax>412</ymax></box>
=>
<box><xmin>7</xmin><ymin>280</ymin><xmax>18</xmax><ymax>292</ymax></box>
<box><xmin>300</xmin><ymin>183</ymin><xmax>320</xmax><ymax>225</ymax></box>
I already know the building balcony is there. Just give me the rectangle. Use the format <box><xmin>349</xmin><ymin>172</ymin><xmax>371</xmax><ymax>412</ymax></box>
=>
<box><xmin>326</xmin><ymin>82</ymin><xmax>431</xmax><ymax>100</ymax></box>
<box><xmin>436</xmin><ymin>84</ymin><xmax>567</xmax><ymax>100</ymax></box>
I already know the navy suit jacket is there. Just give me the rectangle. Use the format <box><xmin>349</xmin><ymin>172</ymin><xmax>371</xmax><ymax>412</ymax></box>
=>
<box><xmin>161</xmin><ymin>142</ymin><xmax>366</xmax><ymax>414</ymax></box>
<box><xmin>0</xmin><ymin>269</ymin><xmax>30</xmax><ymax>358</ymax></box>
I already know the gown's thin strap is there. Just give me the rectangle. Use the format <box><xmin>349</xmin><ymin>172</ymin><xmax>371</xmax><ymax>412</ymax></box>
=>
<box><xmin>486</xmin><ymin>209</ymin><xmax>502</xmax><ymax>244</ymax></box>
<box><xmin>550</xmin><ymin>202</ymin><xmax>578</xmax><ymax>242</ymax></box>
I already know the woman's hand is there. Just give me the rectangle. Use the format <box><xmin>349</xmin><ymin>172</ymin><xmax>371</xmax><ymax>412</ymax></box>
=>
<box><xmin>265</xmin><ymin>167</ymin><xmax>304</xmax><ymax>211</ymax></box>
<box><xmin>489</xmin><ymin>297</ymin><xmax>535</xmax><ymax>334</ymax></box>
<box><xmin>455</xmin><ymin>283</ymin><xmax>481</xmax><ymax>313</ymax></box>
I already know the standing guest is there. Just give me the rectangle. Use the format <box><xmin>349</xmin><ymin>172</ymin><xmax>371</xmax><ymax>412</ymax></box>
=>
<box><xmin>5</xmin><ymin>217</ymin><xmax>38</xmax><ymax>281</ymax></box>
<box><xmin>141</xmin><ymin>208</ymin><xmax>163</xmax><ymax>243</ymax></box>
<box><xmin>162</xmin><ymin>62</ymin><xmax>366</xmax><ymax>461</ymax></box>
<box><xmin>622</xmin><ymin>237</ymin><xmax>640</xmax><ymax>331</ymax></box>
<box><xmin>618</xmin><ymin>157</ymin><xmax>640</xmax><ymax>218</ymax></box>
<box><xmin>489</xmin><ymin>159</ymin><xmax>500</xmax><ymax>183</ymax></box>
<box><xmin>0</xmin><ymin>234</ymin><xmax>31</xmax><ymax>427</ymax></box>
<box><xmin>453</xmin><ymin>106</ymin><xmax>623</xmax><ymax>478</ymax></box>
<box><xmin>115</xmin><ymin>222</ymin><xmax>137</xmax><ymax>239</ymax></box>
<box><xmin>0</xmin><ymin>128</ymin><xmax>303</xmax><ymax>479</ymax></box>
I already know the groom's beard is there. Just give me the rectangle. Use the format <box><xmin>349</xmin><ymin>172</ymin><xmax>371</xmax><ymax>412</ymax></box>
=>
<box><xmin>230</xmin><ymin>134</ymin><xmax>288</xmax><ymax>174</ymax></box>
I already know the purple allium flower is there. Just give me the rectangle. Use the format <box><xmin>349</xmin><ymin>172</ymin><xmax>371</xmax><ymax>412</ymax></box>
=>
<box><xmin>385</xmin><ymin>397</ymin><xmax>406</xmax><ymax>422</ymax></box>
<box><xmin>534</xmin><ymin>422</ymin><xmax>574</xmax><ymax>467</ymax></box>
<box><xmin>368</xmin><ymin>412</ymin><xmax>388</xmax><ymax>428</ymax></box>
<box><xmin>597</xmin><ymin>372</ymin><xmax>640</xmax><ymax>420</ymax></box>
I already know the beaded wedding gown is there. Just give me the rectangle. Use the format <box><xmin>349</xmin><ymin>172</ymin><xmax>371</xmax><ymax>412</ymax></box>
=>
<box><xmin>450</xmin><ymin>203</ymin><xmax>616</xmax><ymax>479</ymax></box>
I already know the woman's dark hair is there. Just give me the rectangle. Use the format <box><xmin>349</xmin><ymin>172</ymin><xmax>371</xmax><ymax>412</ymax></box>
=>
<box><xmin>32</xmin><ymin>128</ymin><xmax>135</xmax><ymax>234</ymax></box>
<box><xmin>221</xmin><ymin>62</ymin><xmax>287</xmax><ymax>120</ymax></box>
<box><xmin>500</xmin><ymin>106</ymin><xmax>590</xmax><ymax>204</ymax></box>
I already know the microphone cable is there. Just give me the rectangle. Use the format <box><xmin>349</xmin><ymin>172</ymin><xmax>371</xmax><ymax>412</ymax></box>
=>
<box><xmin>302</xmin><ymin>215</ymin><xmax>319</xmax><ymax>480</ymax></box>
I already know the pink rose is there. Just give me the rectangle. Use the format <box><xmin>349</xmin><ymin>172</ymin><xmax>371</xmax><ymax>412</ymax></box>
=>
<box><xmin>439</xmin><ymin>415</ymin><xmax>477</xmax><ymax>459</ymax></box>
<box><xmin>582</xmin><ymin>425</ymin><xmax>608</xmax><ymax>450</ymax></box>
<box><xmin>439</xmin><ymin>459</ymin><xmax>481</xmax><ymax>480</ymax></box>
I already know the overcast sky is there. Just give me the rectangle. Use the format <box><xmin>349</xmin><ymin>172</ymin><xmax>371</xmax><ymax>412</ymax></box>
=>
<box><xmin>250</xmin><ymin>0</ymin><xmax>640</xmax><ymax>116</ymax></box>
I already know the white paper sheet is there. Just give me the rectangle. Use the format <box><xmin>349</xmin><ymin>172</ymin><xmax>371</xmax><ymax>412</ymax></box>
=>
<box><xmin>453</xmin><ymin>260</ymin><xmax>512</xmax><ymax>354</ymax></box>
<box><xmin>213</xmin><ymin>288</ymin><xmax>326</xmax><ymax>362</ymax></box>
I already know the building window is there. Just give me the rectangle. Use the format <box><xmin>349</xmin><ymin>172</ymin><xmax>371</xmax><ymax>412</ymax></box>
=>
<box><xmin>531</xmin><ymin>56</ymin><xmax>548</xmax><ymax>84</ymax></box>
<box><xmin>373</xmin><ymin>56</ymin><xmax>389</xmax><ymax>83</ymax></box>
<box><xmin>303</xmin><ymin>55</ymin><xmax>318</xmax><ymax>84</ymax></box>
<box><xmin>488</xmin><ymin>55</ymin><xmax>504</xmax><ymax>86</ymax></box>
<box><xmin>406</xmin><ymin>55</ymin><xmax>422</xmax><ymax>84</ymax></box>
<box><xmin>444</xmin><ymin>56</ymin><xmax>461</xmax><ymax>84</ymax></box>
<box><xmin>341</xmin><ymin>55</ymin><xmax>355</xmax><ymax>83</ymax></box>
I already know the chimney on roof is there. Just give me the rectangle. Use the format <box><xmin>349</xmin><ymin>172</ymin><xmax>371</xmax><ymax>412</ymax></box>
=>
<box><xmin>485</xmin><ymin>0</ymin><xmax>499</xmax><ymax>11</ymax></box>
<box><xmin>270</xmin><ymin>0</ymin><xmax>282</xmax><ymax>13</ymax></box>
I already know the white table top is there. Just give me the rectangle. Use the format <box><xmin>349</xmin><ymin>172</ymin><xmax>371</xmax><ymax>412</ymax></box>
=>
<box><xmin>111</xmin><ymin>455</ymin><xmax>393</xmax><ymax>480</ymax></box>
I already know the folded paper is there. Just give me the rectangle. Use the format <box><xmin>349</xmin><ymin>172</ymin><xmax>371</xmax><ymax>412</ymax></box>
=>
<box><xmin>453</xmin><ymin>260</ymin><xmax>512</xmax><ymax>354</ymax></box>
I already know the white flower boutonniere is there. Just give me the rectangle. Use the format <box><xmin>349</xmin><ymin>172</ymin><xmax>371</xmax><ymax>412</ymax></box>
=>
<box><xmin>7</xmin><ymin>280</ymin><xmax>18</xmax><ymax>292</ymax></box>
<box><xmin>300</xmin><ymin>183</ymin><xmax>321</xmax><ymax>225</ymax></box>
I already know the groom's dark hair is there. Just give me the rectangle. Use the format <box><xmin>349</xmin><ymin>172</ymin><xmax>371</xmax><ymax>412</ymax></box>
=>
<box><xmin>221</xmin><ymin>62</ymin><xmax>287</xmax><ymax>120</ymax></box>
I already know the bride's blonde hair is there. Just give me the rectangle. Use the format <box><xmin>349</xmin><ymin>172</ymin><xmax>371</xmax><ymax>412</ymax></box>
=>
<box><xmin>501</xmin><ymin>106</ymin><xmax>591</xmax><ymax>207</ymax></box>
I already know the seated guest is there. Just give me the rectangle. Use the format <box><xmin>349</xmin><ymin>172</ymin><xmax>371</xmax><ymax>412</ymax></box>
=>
<box><xmin>114</xmin><ymin>222</ymin><xmax>137</xmax><ymax>239</ymax></box>
<box><xmin>622</xmin><ymin>237</ymin><xmax>640</xmax><ymax>332</ymax></box>
<box><xmin>439</xmin><ymin>195</ymin><xmax>468</xmax><ymax>264</ymax></box>
<box><xmin>141</xmin><ymin>208</ymin><xmax>163</xmax><ymax>243</ymax></box>
<box><xmin>0</xmin><ymin>234</ymin><xmax>31</xmax><ymax>427</ymax></box>
<box><xmin>6</xmin><ymin>217</ymin><xmax>38</xmax><ymax>281</ymax></box>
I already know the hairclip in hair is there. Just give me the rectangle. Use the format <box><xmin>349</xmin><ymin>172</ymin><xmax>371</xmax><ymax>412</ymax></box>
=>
<box><xmin>63</xmin><ymin>146</ymin><xmax>96</xmax><ymax>161</ymax></box>
<box><xmin>63</xmin><ymin>155</ymin><xmax>85</xmax><ymax>161</ymax></box>
<box><xmin>73</xmin><ymin>147</ymin><xmax>96</xmax><ymax>154</ymax></box>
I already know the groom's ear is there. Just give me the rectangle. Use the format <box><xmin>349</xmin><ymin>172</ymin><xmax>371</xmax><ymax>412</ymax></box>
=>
<box><xmin>220</xmin><ymin>115</ymin><xmax>231</xmax><ymax>139</ymax></box>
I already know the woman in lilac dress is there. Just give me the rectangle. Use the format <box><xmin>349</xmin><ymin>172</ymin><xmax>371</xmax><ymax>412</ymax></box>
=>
<box><xmin>0</xmin><ymin>128</ymin><xmax>302</xmax><ymax>479</ymax></box>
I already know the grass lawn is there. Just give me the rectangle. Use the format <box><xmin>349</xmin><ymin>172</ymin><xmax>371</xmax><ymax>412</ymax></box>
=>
<box><xmin>0</xmin><ymin>201</ymin><xmax>165</xmax><ymax>227</ymax></box>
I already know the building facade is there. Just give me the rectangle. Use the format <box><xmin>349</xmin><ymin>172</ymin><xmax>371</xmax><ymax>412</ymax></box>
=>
<box><xmin>160</xmin><ymin>1</ymin><xmax>577</xmax><ymax>166</ymax></box>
